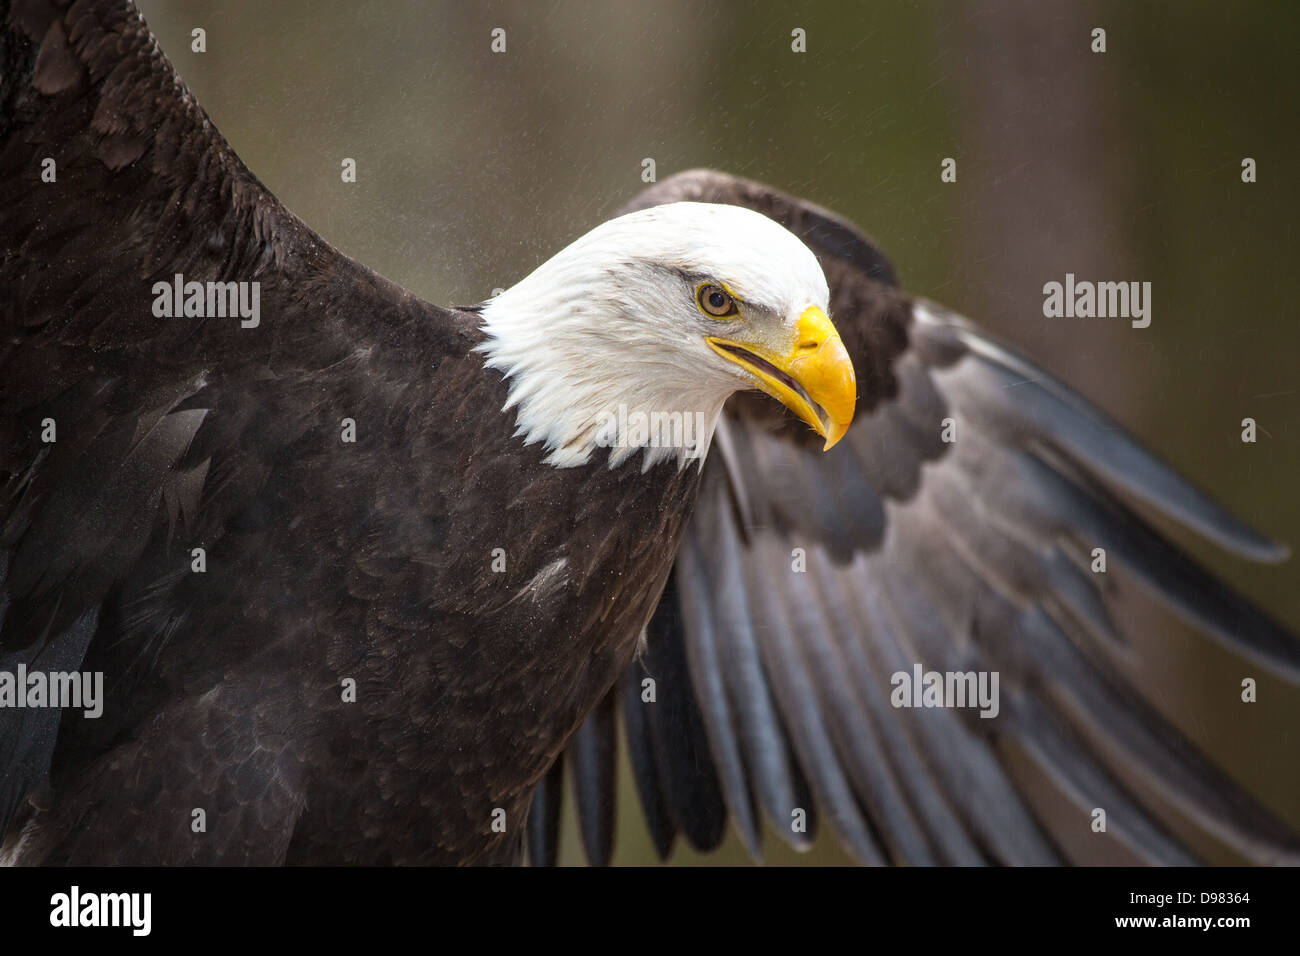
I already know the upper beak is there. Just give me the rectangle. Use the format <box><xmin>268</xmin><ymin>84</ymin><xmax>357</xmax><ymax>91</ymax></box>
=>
<box><xmin>706</xmin><ymin>306</ymin><xmax>856</xmax><ymax>450</ymax></box>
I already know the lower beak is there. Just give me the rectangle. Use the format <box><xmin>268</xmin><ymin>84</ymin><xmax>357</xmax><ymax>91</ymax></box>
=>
<box><xmin>706</xmin><ymin>306</ymin><xmax>857</xmax><ymax>450</ymax></box>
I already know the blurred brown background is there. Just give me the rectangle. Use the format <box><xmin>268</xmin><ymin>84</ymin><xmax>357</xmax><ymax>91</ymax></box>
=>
<box><xmin>136</xmin><ymin>0</ymin><xmax>1299</xmax><ymax>865</ymax></box>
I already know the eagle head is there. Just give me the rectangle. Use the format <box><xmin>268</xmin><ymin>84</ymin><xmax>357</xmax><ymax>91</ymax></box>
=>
<box><xmin>477</xmin><ymin>201</ymin><xmax>856</xmax><ymax>469</ymax></box>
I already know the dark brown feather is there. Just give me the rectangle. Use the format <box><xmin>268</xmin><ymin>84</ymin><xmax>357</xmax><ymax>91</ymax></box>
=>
<box><xmin>1</xmin><ymin>0</ymin><xmax>701</xmax><ymax>864</ymax></box>
<box><xmin>550</xmin><ymin>169</ymin><xmax>1300</xmax><ymax>866</ymax></box>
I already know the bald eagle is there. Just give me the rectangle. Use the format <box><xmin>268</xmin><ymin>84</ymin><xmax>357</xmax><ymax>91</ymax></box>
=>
<box><xmin>2</xmin><ymin>1</ymin><xmax>1297</xmax><ymax>866</ymax></box>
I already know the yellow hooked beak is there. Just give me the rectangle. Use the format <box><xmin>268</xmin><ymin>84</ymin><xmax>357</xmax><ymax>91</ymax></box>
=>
<box><xmin>706</xmin><ymin>306</ymin><xmax>856</xmax><ymax>450</ymax></box>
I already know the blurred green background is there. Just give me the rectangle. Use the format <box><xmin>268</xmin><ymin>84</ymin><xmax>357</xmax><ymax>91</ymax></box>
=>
<box><xmin>136</xmin><ymin>0</ymin><xmax>1299</xmax><ymax>865</ymax></box>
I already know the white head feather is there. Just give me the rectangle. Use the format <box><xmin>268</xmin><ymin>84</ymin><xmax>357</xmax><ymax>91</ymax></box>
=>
<box><xmin>476</xmin><ymin>202</ymin><xmax>830</xmax><ymax>470</ymax></box>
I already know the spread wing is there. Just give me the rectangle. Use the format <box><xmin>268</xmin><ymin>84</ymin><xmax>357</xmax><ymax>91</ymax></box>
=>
<box><xmin>531</xmin><ymin>169</ymin><xmax>1300</xmax><ymax>866</ymax></box>
<box><xmin>0</xmin><ymin>0</ymin><xmax>461</xmax><ymax>851</ymax></box>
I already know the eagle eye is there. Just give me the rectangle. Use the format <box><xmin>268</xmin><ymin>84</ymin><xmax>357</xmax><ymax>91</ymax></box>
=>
<box><xmin>696</xmin><ymin>283</ymin><xmax>738</xmax><ymax>318</ymax></box>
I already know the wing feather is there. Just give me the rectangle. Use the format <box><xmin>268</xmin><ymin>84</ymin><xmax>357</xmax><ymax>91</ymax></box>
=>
<box><xmin>0</xmin><ymin>0</ymin><xmax>465</xmax><ymax>847</ymax></box>
<box><xmin>546</xmin><ymin>170</ymin><xmax>1300</xmax><ymax>866</ymax></box>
